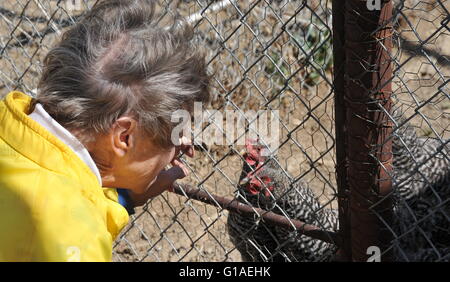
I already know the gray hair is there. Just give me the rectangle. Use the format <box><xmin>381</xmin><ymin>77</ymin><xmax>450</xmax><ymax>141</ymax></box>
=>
<box><xmin>36</xmin><ymin>0</ymin><xmax>210</xmax><ymax>147</ymax></box>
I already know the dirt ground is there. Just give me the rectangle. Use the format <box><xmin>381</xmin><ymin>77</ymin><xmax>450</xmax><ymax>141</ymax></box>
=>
<box><xmin>1</xmin><ymin>0</ymin><xmax>449</xmax><ymax>262</ymax></box>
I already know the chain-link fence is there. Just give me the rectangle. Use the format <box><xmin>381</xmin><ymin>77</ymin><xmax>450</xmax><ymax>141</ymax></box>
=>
<box><xmin>0</xmin><ymin>0</ymin><xmax>448</xmax><ymax>262</ymax></box>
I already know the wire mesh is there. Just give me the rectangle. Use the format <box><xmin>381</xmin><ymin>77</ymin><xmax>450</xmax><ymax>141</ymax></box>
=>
<box><xmin>384</xmin><ymin>0</ymin><xmax>450</xmax><ymax>262</ymax></box>
<box><xmin>0</xmin><ymin>0</ymin><xmax>448</xmax><ymax>262</ymax></box>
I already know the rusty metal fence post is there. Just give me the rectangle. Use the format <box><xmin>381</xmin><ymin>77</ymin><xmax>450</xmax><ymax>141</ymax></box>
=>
<box><xmin>335</xmin><ymin>0</ymin><xmax>395</xmax><ymax>261</ymax></box>
<box><xmin>332</xmin><ymin>0</ymin><xmax>352</xmax><ymax>262</ymax></box>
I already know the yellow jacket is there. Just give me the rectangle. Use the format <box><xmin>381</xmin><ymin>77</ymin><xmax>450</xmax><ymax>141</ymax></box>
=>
<box><xmin>0</xmin><ymin>91</ymin><xmax>129</xmax><ymax>261</ymax></box>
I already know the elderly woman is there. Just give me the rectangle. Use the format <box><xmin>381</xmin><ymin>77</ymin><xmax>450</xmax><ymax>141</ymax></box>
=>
<box><xmin>0</xmin><ymin>0</ymin><xmax>209</xmax><ymax>261</ymax></box>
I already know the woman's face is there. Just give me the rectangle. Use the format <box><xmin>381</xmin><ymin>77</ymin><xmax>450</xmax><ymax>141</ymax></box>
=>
<box><xmin>87</xmin><ymin>118</ymin><xmax>177</xmax><ymax>194</ymax></box>
<box><xmin>116</xmin><ymin>134</ymin><xmax>176</xmax><ymax>194</ymax></box>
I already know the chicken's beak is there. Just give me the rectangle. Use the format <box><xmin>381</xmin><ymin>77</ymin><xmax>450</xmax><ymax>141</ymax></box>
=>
<box><xmin>239</xmin><ymin>177</ymin><xmax>250</xmax><ymax>186</ymax></box>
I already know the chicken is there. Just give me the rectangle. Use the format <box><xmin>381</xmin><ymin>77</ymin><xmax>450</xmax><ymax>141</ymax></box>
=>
<box><xmin>227</xmin><ymin>139</ymin><xmax>338</xmax><ymax>262</ymax></box>
<box><xmin>227</xmin><ymin>131</ymin><xmax>449</xmax><ymax>261</ymax></box>
<box><xmin>227</xmin><ymin>140</ymin><xmax>288</xmax><ymax>261</ymax></box>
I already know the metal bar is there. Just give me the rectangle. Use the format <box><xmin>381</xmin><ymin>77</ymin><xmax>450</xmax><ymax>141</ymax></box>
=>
<box><xmin>332</xmin><ymin>0</ymin><xmax>352</xmax><ymax>262</ymax></box>
<box><xmin>344</xmin><ymin>0</ymin><xmax>394</xmax><ymax>261</ymax></box>
<box><xmin>172</xmin><ymin>183</ymin><xmax>343</xmax><ymax>247</ymax></box>
<box><xmin>186</xmin><ymin>0</ymin><xmax>236</xmax><ymax>25</ymax></box>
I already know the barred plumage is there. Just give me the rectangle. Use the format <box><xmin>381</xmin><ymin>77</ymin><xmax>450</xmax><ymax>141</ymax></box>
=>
<box><xmin>391</xmin><ymin>115</ymin><xmax>450</xmax><ymax>261</ymax></box>
<box><xmin>392</xmin><ymin>121</ymin><xmax>450</xmax><ymax>202</ymax></box>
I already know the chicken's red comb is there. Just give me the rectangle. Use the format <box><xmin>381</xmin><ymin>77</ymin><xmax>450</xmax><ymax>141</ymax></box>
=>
<box><xmin>245</xmin><ymin>138</ymin><xmax>262</xmax><ymax>159</ymax></box>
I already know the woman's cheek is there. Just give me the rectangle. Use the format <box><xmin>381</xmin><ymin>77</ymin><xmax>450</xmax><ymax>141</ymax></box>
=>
<box><xmin>167</xmin><ymin>147</ymin><xmax>177</xmax><ymax>164</ymax></box>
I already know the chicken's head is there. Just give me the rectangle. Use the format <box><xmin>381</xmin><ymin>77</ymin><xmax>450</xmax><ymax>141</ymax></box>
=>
<box><xmin>239</xmin><ymin>138</ymin><xmax>276</xmax><ymax>199</ymax></box>
<box><xmin>243</xmin><ymin>139</ymin><xmax>267</xmax><ymax>166</ymax></box>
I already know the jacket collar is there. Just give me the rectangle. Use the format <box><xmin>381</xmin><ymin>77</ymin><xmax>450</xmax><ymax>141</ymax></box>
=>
<box><xmin>0</xmin><ymin>91</ymin><xmax>101</xmax><ymax>187</ymax></box>
<box><xmin>29</xmin><ymin>103</ymin><xmax>102</xmax><ymax>186</ymax></box>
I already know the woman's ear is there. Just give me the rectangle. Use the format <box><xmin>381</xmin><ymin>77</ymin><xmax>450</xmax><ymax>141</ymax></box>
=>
<box><xmin>111</xmin><ymin>117</ymin><xmax>137</xmax><ymax>157</ymax></box>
